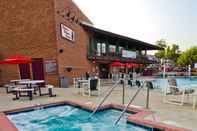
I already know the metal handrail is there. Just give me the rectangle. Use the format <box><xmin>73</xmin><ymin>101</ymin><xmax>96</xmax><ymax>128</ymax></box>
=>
<box><xmin>89</xmin><ymin>79</ymin><xmax>122</xmax><ymax>118</ymax></box>
<box><xmin>114</xmin><ymin>81</ymin><xmax>145</xmax><ymax>126</ymax></box>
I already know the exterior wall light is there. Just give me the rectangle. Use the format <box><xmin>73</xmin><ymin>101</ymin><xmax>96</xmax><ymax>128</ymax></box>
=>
<box><xmin>59</xmin><ymin>49</ymin><xmax>64</xmax><ymax>53</ymax></box>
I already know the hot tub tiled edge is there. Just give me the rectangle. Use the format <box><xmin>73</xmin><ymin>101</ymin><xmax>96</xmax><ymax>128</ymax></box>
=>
<box><xmin>0</xmin><ymin>100</ymin><xmax>190</xmax><ymax>131</ymax></box>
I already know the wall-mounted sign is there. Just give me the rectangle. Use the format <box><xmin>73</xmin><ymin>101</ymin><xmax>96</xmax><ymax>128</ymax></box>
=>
<box><xmin>122</xmin><ymin>50</ymin><xmax>136</xmax><ymax>58</ymax></box>
<box><xmin>60</xmin><ymin>23</ymin><xmax>75</xmax><ymax>41</ymax></box>
<box><xmin>44</xmin><ymin>59</ymin><xmax>57</xmax><ymax>75</ymax></box>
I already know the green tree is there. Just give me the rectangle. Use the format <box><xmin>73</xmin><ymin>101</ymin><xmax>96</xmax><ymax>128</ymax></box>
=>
<box><xmin>154</xmin><ymin>39</ymin><xmax>167</xmax><ymax>59</ymax></box>
<box><xmin>177</xmin><ymin>46</ymin><xmax>197</xmax><ymax>66</ymax></box>
<box><xmin>166</xmin><ymin>44</ymin><xmax>180</xmax><ymax>60</ymax></box>
<box><xmin>154</xmin><ymin>39</ymin><xmax>180</xmax><ymax>61</ymax></box>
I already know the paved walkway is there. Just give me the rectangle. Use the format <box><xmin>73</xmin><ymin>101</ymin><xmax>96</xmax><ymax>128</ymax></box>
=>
<box><xmin>0</xmin><ymin>85</ymin><xmax>196</xmax><ymax>130</ymax></box>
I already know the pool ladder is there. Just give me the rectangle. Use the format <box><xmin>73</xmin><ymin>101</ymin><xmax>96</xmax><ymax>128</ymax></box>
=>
<box><xmin>114</xmin><ymin>81</ymin><xmax>145</xmax><ymax>125</ymax></box>
<box><xmin>89</xmin><ymin>79</ymin><xmax>122</xmax><ymax>118</ymax></box>
<box><xmin>89</xmin><ymin>79</ymin><xmax>150</xmax><ymax>126</ymax></box>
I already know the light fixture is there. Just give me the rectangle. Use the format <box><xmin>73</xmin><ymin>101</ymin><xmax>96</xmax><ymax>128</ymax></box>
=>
<box><xmin>59</xmin><ymin>49</ymin><xmax>64</xmax><ymax>53</ymax></box>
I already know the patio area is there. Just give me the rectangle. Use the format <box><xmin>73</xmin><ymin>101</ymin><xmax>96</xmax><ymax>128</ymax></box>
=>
<box><xmin>0</xmin><ymin>85</ymin><xmax>197</xmax><ymax>130</ymax></box>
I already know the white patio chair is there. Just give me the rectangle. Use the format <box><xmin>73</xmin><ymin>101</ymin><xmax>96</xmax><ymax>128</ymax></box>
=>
<box><xmin>163</xmin><ymin>78</ymin><xmax>195</xmax><ymax>106</ymax></box>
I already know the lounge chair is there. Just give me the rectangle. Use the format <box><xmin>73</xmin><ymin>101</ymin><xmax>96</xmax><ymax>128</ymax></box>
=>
<box><xmin>163</xmin><ymin>77</ymin><xmax>195</xmax><ymax>106</ymax></box>
<box><xmin>39</xmin><ymin>84</ymin><xmax>56</xmax><ymax>97</ymax></box>
<box><xmin>82</xmin><ymin>78</ymin><xmax>101</xmax><ymax>96</ymax></box>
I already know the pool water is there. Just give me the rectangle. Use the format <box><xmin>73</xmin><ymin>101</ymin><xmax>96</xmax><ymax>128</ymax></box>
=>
<box><xmin>152</xmin><ymin>77</ymin><xmax>197</xmax><ymax>91</ymax></box>
<box><xmin>7</xmin><ymin>105</ymin><xmax>152</xmax><ymax>131</ymax></box>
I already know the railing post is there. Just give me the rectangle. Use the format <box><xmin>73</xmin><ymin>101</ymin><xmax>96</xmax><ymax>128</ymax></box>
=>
<box><xmin>146</xmin><ymin>81</ymin><xmax>150</xmax><ymax>109</ymax></box>
<box><xmin>122</xmin><ymin>74</ymin><xmax>125</xmax><ymax>105</ymax></box>
<box><xmin>122</xmin><ymin>79</ymin><xmax>125</xmax><ymax>105</ymax></box>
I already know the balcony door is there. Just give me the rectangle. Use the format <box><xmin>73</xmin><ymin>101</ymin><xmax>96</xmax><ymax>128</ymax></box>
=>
<box><xmin>99</xmin><ymin>64</ymin><xmax>109</xmax><ymax>79</ymax></box>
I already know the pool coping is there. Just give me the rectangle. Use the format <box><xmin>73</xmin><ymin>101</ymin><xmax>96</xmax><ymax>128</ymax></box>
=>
<box><xmin>0</xmin><ymin>100</ymin><xmax>190</xmax><ymax>131</ymax></box>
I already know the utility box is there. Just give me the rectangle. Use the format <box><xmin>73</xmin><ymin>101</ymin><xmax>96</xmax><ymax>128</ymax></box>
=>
<box><xmin>60</xmin><ymin>76</ymin><xmax>69</xmax><ymax>88</ymax></box>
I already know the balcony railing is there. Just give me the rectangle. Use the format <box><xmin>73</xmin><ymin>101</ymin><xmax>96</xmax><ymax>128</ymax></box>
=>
<box><xmin>87</xmin><ymin>46</ymin><xmax>158</xmax><ymax>64</ymax></box>
<box><xmin>87</xmin><ymin>52</ymin><xmax>151</xmax><ymax>63</ymax></box>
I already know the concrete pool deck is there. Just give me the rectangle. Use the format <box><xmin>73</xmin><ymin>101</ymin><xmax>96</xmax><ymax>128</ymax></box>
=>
<box><xmin>0</xmin><ymin>85</ymin><xmax>196</xmax><ymax>130</ymax></box>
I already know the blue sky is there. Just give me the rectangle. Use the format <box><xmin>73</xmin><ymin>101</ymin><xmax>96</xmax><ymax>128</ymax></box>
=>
<box><xmin>74</xmin><ymin>0</ymin><xmax>197</xmax><ymax>51</ymax></box>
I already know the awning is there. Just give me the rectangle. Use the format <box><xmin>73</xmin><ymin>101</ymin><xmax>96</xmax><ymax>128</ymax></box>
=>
<box><xmin>81</xmin><ymin>21</ymin><xmax>163</xmax><ymax>50</ymax></box>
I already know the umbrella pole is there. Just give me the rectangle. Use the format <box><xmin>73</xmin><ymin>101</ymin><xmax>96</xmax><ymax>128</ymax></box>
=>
<box><xmin>18</xmin><ymin>64</ymin><xmax>21</xmax><ymax>79</ymax></box>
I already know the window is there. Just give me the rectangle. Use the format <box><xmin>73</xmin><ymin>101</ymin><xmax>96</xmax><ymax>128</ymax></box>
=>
<box><xmin>119</xmin><ymin>46</ymin><xmax>123</xmax><ymax>54</ymax></box>
<box><xmin>97</xmin><ymin>43</ymin><xmax>101</xmax><ymax>56</ymax></box>
<box><xmin>109</xmin><ymin>45</ymin><xmax>116</xmax><ymax>53</ymax></box>
<box><xmin>101</xmin><ymin>43</ymin><xmax>106</xmax><ymax>54</ymax></box>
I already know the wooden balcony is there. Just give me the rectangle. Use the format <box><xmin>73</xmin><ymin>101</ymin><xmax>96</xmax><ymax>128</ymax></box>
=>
<box><xmin>87</xmin><ymin>53</ymin><xmax>158</xmax><ymax>64</ymax></box>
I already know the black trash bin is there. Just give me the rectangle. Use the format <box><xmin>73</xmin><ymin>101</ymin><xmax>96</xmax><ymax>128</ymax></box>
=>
<box><xmin>60</xmin><ymin>76</ymin><xmax>69</xmax><ymax>88</ymax></box>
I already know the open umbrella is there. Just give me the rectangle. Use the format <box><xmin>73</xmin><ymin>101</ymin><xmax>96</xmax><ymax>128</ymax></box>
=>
<box><xmin>0</xmin><ymin>55</ymin><xmax>32</xmax><ymax>79</ymax></box>
<box><xmin>125</xmin><ymin>63</ymin><xmax>134</xmax><ymax>68</ymax></box>
<box><xmin>0</xmin><ymin>55</ymin><xmax>32</xmax><ymax>64</ymax></box>
<box><xmin>110</xmin><ymin>61</ymin><xmax>125</xmax><ymax>67</ymax></box>
<box><xmin>0</xmin><ymin>61</ymin><xmax>7</xmax><ymax>64</ymax></box>
<box><xmin>125</xmin><ymin>63</ymin><xmax>143</xmax><ymax>68</ymax></box>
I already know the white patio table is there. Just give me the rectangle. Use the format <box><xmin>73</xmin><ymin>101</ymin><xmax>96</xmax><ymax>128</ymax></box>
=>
<box><xmin>10</xmin><ymin>79</ymin><xmax>30</xmax><ymax>85</ymax></box>
<box><xmin>19</xmin><ymin>80</ymin><xmax>45</xmax><ymax>96</ymax></box>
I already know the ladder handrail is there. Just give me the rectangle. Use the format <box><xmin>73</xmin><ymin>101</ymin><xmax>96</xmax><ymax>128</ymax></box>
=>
<box><xmin>114</xmin><ymin>81</ymin><xmax>145</xmax><ymax>126</ymax></box>
<box><xmin>89</xmin><ymin>79</ymin><xmax>122</xmax><ymax>118</ymax></box>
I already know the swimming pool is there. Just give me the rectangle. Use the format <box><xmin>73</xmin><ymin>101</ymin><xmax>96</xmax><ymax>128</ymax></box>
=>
<box><xmin>152</xmin><ymin>77</ymin><xmax>197</xmax><ymax>91</ymax></box>
<box><xmin>7</xmin><ymin>105</ymin><xmax>151</xmax><ymax>131</ymax></box>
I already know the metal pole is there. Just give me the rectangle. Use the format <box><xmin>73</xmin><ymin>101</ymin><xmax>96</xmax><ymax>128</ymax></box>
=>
<box><xmin>114</xmin><ymin>82</ymin><xmax>144</xmax><ymax>126</ymax></box>
<box><xmin>122</xmin><ymin>79</ymin><xmax>125</xmax><ymax>105</ymax></box>
<box><xmin>89</xmin><ymin>79</ymin><xmax>121</xmax><ymax>118</ymax></box>
<box><xmin>146</xmin><ymin>81</ymin><xmax>150</xmax><ymax>109</ymax></box>
<box><xmin>163</xmin><ymin>62</ymin><xmax>166</xmax><ymax>78</ymax></box>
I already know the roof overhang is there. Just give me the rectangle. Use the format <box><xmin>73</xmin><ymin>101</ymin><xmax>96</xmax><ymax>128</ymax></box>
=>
<box><xmin>81</xmin><ymin>21</ymin><xmax>164</xmax><ymax>50</ymax></box>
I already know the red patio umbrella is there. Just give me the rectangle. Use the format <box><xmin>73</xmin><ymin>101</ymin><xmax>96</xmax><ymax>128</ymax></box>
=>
<box><xmin>0</xmin><ymin>55</ymin><xmax>32</xmax><ymax>64</ymax></box>
<box><xmin>125</xmin><ymin>63</ymin><xmax>134</xmax><ymax>68</ymax></box>
<box><xmin>0</xmin><ymin>55</ymin><xmax>32</xmax><ymax>79</ymax></box>
<box><xmin>0</xmin><ymin>61</ymin><xmax>7</xmax><ymax>64</ymax></box>
<box><xmin>110</xmin><ymin>61</ymin><xmax>125</xmax><ymax>67</ymax></box>
<box><xmin>133</xmin><ymin>63</ymin><xmax>138</xmax><ymax>68</ymax></box>
<box><xmin>125</xmin><ymin>63</ymin><xmax>143</xmax><ymax>68</ymax></box>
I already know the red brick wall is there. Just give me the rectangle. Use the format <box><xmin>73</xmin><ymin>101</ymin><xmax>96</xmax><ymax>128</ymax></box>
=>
<box><xmin>0</xmin><ymin>0</ymin><xmax>59</xmax><ymax>86</ymax></box>
<box><xmin>54</xmin><ymin>0</ymin><xmax>95</xmax><ymax>83</ymax></box>
<box><xmin>0</xmin><ymin>0</ymin><xmax>95</xmax><ymax>86</ymax></box>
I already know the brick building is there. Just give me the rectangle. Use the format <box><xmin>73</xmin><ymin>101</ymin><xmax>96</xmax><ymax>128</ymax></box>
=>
<box><xmin>0</xmin><ymin>0</ymin><xmax>162</xmax><ymax>86</ymax></box>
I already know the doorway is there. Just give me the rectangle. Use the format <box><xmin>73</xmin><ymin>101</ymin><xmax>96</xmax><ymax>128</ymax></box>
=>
<box><xmin>19</xmin><ymin>64</ymin><xmax>31</xmax><ymax>79</ymax></box>
<box><xmin>99</xmin><ymin>64</ymin><xmax>109</xmax><ymax>79</ymax></box>
<box><xmin>32</xmin><ymin>58</ymin><xmax>45</xmax><ymax>80</ymax></box>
